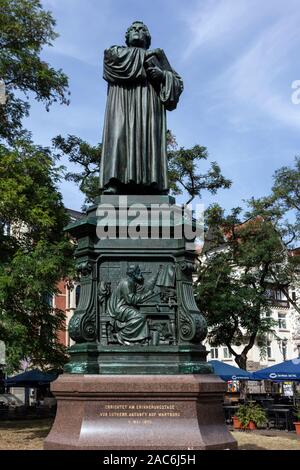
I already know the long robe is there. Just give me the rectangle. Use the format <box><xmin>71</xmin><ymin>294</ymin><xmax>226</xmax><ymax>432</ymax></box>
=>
<box><xmin>107</xmin><ymin>277</ymin><xmax>151</xmax><ymax>344</ymax></box>
<box><xmin>99</xmin><ymin>46</ymin><xmax>183</xmax><ymax>192</ymax></box>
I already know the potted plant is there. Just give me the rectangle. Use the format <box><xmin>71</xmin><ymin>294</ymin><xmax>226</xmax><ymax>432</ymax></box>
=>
<box><xmin>235</xmin><ymin>404</ymin><xmax>248</xmax><ymax>429</ymax></box>
<box><xmin>236</xmin><ymin>403</ymin><xmax>267</xmax><ymax>430</ymax></box>
<box><xmin>293</xmin><ymin>404</ymin><xmax>300</xmax><ymax>435</ymax></box>
<box><xmin>232</xmin><ymin>415</ymin><xmax>242</xmax><ymax>429</ymax></box>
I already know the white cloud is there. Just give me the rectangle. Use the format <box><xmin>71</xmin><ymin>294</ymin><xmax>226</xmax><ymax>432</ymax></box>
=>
<box><xmin>182</xmin><ymin>0</ymin><xmax>256</xmax><ymax>59</ymax></box>
<box><xmin>222</xmin><ymin>13</ymin><xmax>300</xmax><ymax>129</ymax></box>
<box><xmin>185</xmin><ymin>1</ymin><xmax>300</xmax><ymax>131</ymax></box>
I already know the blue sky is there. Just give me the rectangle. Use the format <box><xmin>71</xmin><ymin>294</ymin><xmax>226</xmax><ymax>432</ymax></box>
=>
<box><xmin>25</xmin><ymin>0</ymin><xmax>300</xmax><ymax>212</ymax></box>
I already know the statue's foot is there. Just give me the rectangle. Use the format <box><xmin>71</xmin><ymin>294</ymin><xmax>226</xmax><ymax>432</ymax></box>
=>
<box><xmin>103</xmin><ymin>185</ymin><xmax>117</xmax><ymax>195</ymax></box>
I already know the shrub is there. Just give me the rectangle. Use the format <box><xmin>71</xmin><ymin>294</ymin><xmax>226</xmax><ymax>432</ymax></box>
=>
<box><xmin>236</xmin><ymin>403</ymin><xmax>267</xmax><ymax>428</ymax></box>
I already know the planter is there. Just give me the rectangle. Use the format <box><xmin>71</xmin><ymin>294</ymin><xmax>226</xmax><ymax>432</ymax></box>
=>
<box><xmin>247</xmin><ymin>421</ymin><xmax>256</xmax><ymax>430</ymax></box>
<box><xmin>294</xmin><ymin>422</ymin><xmax>300</xmax><ymax>435</ymax></box>
<box><xmin>233</xmin><ymin>416</ymin><xmax>242</xmax><ymax>429</ymax></box>
<box><xmin>236</xmin><ymin>403</ymin><xmax>266</xmax><ymax>431</ymax></box>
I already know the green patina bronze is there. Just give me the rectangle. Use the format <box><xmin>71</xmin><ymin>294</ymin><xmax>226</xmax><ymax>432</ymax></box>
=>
<box><xmin>65</xmin><ymin>22</ymin><xmax>211</xmax><ymax>375</ymax></box>
<box><xmin>99</xmin><ymin>21</ymin><xmax>183</xmax><ymax>195</ymax></box>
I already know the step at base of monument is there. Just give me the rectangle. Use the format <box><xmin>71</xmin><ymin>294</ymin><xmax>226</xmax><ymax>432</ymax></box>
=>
<box><xmin>44</xmin><ymin>374</ymin><xmax>237</xmax><ymax>450</ymax></box>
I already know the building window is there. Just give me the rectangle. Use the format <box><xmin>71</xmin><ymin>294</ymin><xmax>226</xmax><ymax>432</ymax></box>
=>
<box><xmin>210</xmin><ymin>348</ymin><xmax>218</xmax><ymax>359</ymax></box>
<box><xmin>266</xmin><ymin>288</ymin><xmax>289</xmax><ymax>307</ymax></box>
<box><xmin>274</xmin><ymin>290</ymin><xmax>285</xmax><ymax>301</ymax></box>
<box><xmin>267</xmin><ymin>341</ymin><xmax>272</xmax><ymax>359</ymax></box>
<box><xmin>43</xmin><ymin>292</ymin><xmax>53</xmax><ymax>307</ymax></box>
<box><xmin>278</xmin><ymin>313</ymin><xmax>287</xmax><ymax>330</ymax></box>
<box><xmin>223</xmin><ymin>347</ymin><xmax>232</xmax><ymax>359</ymax></box>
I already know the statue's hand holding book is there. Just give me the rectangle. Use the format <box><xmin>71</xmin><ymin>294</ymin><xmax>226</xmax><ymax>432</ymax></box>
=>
<box><xmin>144</xmin><ymin>48</ymin><xmax>172</xmax><ymax>87</ymax></box>
<box><xmin>146</xmin><ymin>64</ymin><xmax>165</xmax><ymax>86</ymax></box>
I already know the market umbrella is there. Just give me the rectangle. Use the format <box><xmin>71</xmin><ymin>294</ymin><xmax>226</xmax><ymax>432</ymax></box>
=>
<box><xmin>252</xmin><ymin>357</ymin><xmax>300</xmax><ymax>381</ymax></box>
<box><xmin>209</xmin><ymin>360</ymin><xmax>254</xmax><ymax>381</ymax></box>
<box><xmin>5</xmin><ymin>368</ymin><xmax>58</xmax><ymax>387</ymax></box>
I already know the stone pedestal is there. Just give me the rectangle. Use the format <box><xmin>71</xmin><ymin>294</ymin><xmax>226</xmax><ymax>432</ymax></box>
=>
<box><xmin>44</xmin><ymin>374</ymin><xmax>237</xmax><ymax>450</ymax></box>
<box><xmin>64</xmin><ymin>195</ymin><xmax>211</xmax><ymax>376</ymax></box>
<box><xmin>44</xmin><ymin>194</ymin><xmax>237</xmax><ymax>450</ymax></box>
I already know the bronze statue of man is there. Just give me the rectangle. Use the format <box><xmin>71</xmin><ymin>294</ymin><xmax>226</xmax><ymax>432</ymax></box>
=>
<box><xmin>107</xmin><ymin>264</ymin><xmax>154</xmax><ymax>345</ymax></box>
<box><xmin>99</xmin><ymin>21</ymin><xmax>183</xmax><ymax>194</ymax></box>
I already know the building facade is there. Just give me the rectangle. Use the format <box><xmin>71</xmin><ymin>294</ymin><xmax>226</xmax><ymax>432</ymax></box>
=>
<box><xmin>205</xmin><ymin>288</ymin><xmax>300</xmax><ymax>370</ymax></box>
<box><xmin>201</xmin><ymin>221</ymin><xmax>300</xmax><ymax>371</ymax></box>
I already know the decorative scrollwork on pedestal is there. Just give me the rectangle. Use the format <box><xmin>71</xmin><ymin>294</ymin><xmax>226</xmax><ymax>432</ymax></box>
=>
<box><xmin>81</xmin><ymin>313</ymin><xmax>97</xmax><ymax>341</ymax></box>
<box><xmin>179</xmin><ymin>310</ymin><xmax>207</xmax><ymax>343</ymax></box>
<box><xmin>68</xmin><ymin>314</ymin><xmax>82</xmax><ymax>343</ymax></box>
<box><xmin>178</xmin><ymin>281</ymin><xmax>207</xmax><ymax>343</ymax></box>
<box><xmin>179</xmin><ymin>311</ymin><xmax>194</xmax><ymax>341</ymax></box>
<box><xmin>68</xmin><ymin>259</ymin><xmax>96</xmax><ymax>343</ymax></box>
<box><xmin>76</xmin><ymin>261</ymin><xmax>93</xmax><ymax>277</ymax></box>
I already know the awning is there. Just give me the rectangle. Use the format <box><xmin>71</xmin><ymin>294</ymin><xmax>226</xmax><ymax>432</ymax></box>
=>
<box><xmin>252</xmin><ymin>357</ymin><xmax>300</xmax><ymax>381</ymax></box>
<box><xmin>5</xmin><ymin>368</ymin><xmax>58</xmax><ymax>387</ymax></box>
<box><xmin>209</xmin><ymin>360</ymin><xmax>254</xmax><ymax>381</ymax></box>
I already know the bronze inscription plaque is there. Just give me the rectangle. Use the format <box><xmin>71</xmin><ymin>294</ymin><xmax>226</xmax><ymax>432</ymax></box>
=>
<box><xmin>99</xmin><ymin>403</ymin><xmax>182</xmax><ymax>425</ymax></box>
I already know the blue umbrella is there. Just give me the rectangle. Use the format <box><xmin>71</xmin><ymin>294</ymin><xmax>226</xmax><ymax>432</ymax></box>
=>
<box><xmin>252</xmin><ymin>357</ymin><xmax>300</xmax><ymax>381</ymax></box>
<box><xmin>209</xmin><ymin>360</ymin><xmax>253</xmax><ymax>381</ymax></box>
<box><xmin>5</xmin><ymin>368</ymin><xmax>58</xmax><ymax>387</ymax></box>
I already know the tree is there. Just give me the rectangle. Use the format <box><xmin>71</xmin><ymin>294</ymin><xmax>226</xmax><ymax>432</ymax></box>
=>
<box><xmin>196</xmin><ymin>205</ymin><xmax>282</xmax><ymax>369</ymax></box>
<box><xmin>52</xmin><ymin>134</ymin><xmax>101</xmax><ymax>206</ymax></box>
<box><xmin>166</xmin><ymin>134</ymin><xmax>231</xmax><ymax>204</ymax></box>
<box><xmin>53</xmin><ymin>131</ymin><xmax>231</xmax><ymax>206</ymax></box>
<box><xmin>0</xmin><ymin>1</ymin><xmax>72</xmax><ymax>372</ymax></box>
<box><xmin>0</xmin><ymin>0</ymin><xmax>69</xmax><ymax>143</ymax></box>
<box><xmin>0</xmin><ymin>139</ymin><xmax>74</xmax><ymax>373</ymax></box>
<box><xmin>197</xmin><ymin>157</ymin><xmax>300</xmax><ymax>369</ymax></box>
<box><xmin>247</xmin><ymin>156</ymin><xmax>300</xmax><ymax>314</ymax></box>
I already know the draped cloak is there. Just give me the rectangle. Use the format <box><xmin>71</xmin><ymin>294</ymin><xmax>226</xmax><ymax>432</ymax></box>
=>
<box><xmin>107</xmin><ymin>277</ymin><xmax>151</xmax><ymax>344</ymax></box>
<box><xmin>99</xmin><ymin>46</ymin><xmax>183</xmax><ymax>191</ymax></box>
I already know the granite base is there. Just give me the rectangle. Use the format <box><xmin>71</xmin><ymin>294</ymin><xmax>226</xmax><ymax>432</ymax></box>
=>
<box><xmin>44</xmin><ymin>374</ymin><xmax>237</xmax><ymax>450</ymax></box>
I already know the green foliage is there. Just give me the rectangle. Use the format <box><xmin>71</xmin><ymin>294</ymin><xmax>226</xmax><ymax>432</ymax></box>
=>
<box><xmin>272</xmin><ymin>156</ymin><xmax>300</xmax><ymax>217</ymax></box>
<box><xmin>0</xmin><ymin>0</ymin><xmax>74</xmax><ymax>372</ymax></box>
<box><xmin>53</xmin><ymin>131</ymin><xmax>231</xmax><ymax>206</ymax></box>
<box><xmin>246</xmin><ymin>157</ymin><xmax>300</xmax><ymax>314</ymax></box>
<box><xmin>0</xmin><ymin>139</ymin><xmax>74</xmax><ymax>372</ymax></box>
<box><xmin>53</xmin><ymin>135</ymin><xmax>101</xmax><ymax>205</ymax></box>
<box><xmin>236</xmin><ymin>403</ymin><xmax>267</xmax><ymax>428</ymax></box>
<box><xmin>0</xmin><ymin>0</ymin><xmax>69</xmax><ymax>142</ymax></box>
<box><xmin>293</xmin><ymin>404</ymin><xmax>300</xmax><ymax>421</ymax></box>
<box><xmin>167</xmin><ymin>140</ymin><xmax>231</xmax><ymax>204</ymax></box>
<box><xmin>197</xmin><ymin>204</ymin><xmax>281</xmax><ymax>369</ymax></box>
<box><xmin>197</xmin><ymin>156</ymin><xmax>300</xmax><ymax>368</ymax></box>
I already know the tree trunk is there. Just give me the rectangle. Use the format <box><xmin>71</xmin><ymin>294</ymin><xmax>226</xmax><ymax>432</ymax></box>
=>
<box><xmin>226</xmin><ymin>344</ymin><xmax>248</xmax><ymax>370</ymax></box>
<box><xmin>234</xmin><ymin>354</ymin><xmax>247</xmax><ymax>370</ymax></box>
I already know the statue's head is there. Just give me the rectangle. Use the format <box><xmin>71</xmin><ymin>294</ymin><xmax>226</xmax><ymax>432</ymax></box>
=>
<box><xmin>127</xmin><ymin>264</ymin><xmax>144</xmax><ymax>284</ymax></box>
<box><xmin>125</xmin><ymin>21</ymin><xmax>151</xmax><ymax>50</ymax></box>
